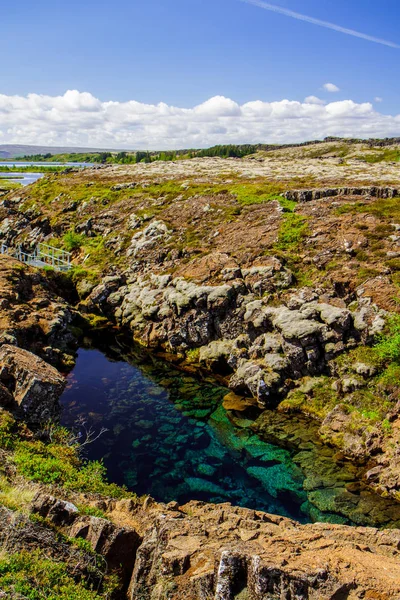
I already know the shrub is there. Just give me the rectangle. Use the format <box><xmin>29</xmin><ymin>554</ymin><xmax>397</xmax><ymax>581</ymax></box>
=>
<box><xmin>229</xmin><ymin>183</ymin><xmax>285</xmax><ymax>205</ymax></box>
<box><xmin>276</xmin><ymin>213</ymin><xmax>309</xmax><ymax>250</ymax></box>
<box><xmin>63</xmin><ymin>231</ymin><xmax>85</xmax><ymax>251</ymax></box>
<box><xmin>0</xmin><ymin>551</ymin><xmax>101</xmax><ymax>599</ymax></box>
<box><xmin>14</xmin><ymin>440</ymin><xmax>132</xmax><ymax>499</ymax></box>
<box><xmin>375</xmin><ymin>315</ymin><xmax>400</xmax><ymax>363</ymax></box>
<box><xmin>0</xmin><ymin>412</ymin><xmax>17</xmax><ymax>450</ymax></box>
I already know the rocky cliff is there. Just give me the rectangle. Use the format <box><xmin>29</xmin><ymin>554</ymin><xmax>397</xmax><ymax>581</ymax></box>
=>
<box><xmin>30</xmin><ymin>492</ymin><xmax>400</xmax><ymax>600</ymax></box>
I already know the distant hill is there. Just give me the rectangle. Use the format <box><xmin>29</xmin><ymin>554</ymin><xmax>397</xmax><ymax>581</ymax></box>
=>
<box><xmin>0</xmin><ymin>144</ymin><xmax>120</xmax><ymax>159</ymax></box>
<box><xmin>2</xmin><ymin>137</ymin><xmax>400</xmax><ymax>161</ymax></box>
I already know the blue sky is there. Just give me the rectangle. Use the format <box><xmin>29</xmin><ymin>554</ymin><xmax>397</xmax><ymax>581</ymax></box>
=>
<box><xmin>2</xmin><ymin>0</ymin><xmax>400</xmax><ymax>148</ymax></box>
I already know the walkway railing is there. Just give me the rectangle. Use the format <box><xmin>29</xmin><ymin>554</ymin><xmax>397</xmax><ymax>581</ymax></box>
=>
<box><xmin>0</xmin><ymin>242</ymin><xmax>71</xmax><ymax>272</ymax></box>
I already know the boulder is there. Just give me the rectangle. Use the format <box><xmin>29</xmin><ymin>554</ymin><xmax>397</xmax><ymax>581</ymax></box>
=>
<box><xmin>31</xmin><ymin>493</ymin><xmax>79</xmax><ymax>525</ymax></box>
<box><xmin>229</xmin><ymin>360</ymin><xmax>282</xmax><ymax>408</ymax></box>
<box><xmin>0</xmin><ymin>345</ymin><xmax>65</xmax><ymax>423</ymax></box>
<box><xmin>199</xmin><ymin>340</ymin><xmax>234</xmax><ymax>372</ymax></box>
<box><xmin>271</xmin><ymin>307</ymin><xmax>322</xmax><ymax>342</ymax></box>
<box><xmin>69</xmin><ymin>515</ymin><xmax>141</xmax><ymax>577</ymax></box>
<box><xmin>32</xmin><ymin>492</ymin><xmax>141</xmax><ymax>593</ymax></box>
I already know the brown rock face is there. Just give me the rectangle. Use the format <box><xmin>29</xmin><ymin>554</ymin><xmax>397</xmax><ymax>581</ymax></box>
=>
<box><xmin>127</xmin><ymin>501</ymin><xmax>400</xmax><ymax>600</ymax></box>
<box><xmin>30</xmin><ymin>492</ymin><xmax>400</xmax><ymax>599</ymax></box>
<box><xmin>32</xmin><ymin>493</ymin><xmax>142</xmax><ymax>594</ymax></box>
<box><xmin>129</xmin><ymin>502</ymin><xmax>400</xmax><ymax>600</ymax></box>
<box><xmin>69</xmin><ymin>516</ymin><xmax>141</xmax><ymax>587</ymax></box>
<box><xmin>0</xmin><ymin>345</ymin><xmax>66</xmax><ymax>423</ymax></box>
<box><xmin>222</xmin><ymin>391</ymin><xmax>258</xmax><ymax>412</ymax></box>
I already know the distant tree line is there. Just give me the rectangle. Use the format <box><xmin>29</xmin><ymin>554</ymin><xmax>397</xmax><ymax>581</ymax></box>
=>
<box><xmin>195</xmin><ymin>144</ymin><xmax>261</xmax><ymax>158</ymax></box>
<box><xmin>20</xmin><ymin>137</ymin><xmax>400</xmax><ymax>166</ymax></box>
<box><xmin>21</xmin><ymin>145</ymin><xmax>261</xmax><ymax>164</ymax></box>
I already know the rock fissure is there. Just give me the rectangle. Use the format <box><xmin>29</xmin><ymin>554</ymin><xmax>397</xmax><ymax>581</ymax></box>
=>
<box><xmin>2</xmin><ymin>146</ymin><xmax>400</xmax><ymax>596</ymax></box>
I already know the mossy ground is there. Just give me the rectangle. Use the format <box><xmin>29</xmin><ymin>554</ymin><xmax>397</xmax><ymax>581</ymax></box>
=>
<box><xmin>0</xmin><ymin>410</ymin><xmax>138</xmax><ymax>598</ymax></box>
<box><xmin>0</xmin><ymin>179</ymin><xmax>22</xmax><ymax>191</ymax></box>
<box><xmin>0</xmin><ymin>550</ymin><xmax>113</xmax><ymax>600</ymax></box>
<box><xmin>280</xmin><ymin>319</ymin><xmax>400</xmax><ymax>441</ymax></box>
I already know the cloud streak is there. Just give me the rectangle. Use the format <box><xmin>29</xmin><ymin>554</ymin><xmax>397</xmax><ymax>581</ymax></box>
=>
<box><xmin>1</xmin><ymin>90</ymin><xmax>400</xmax><ymax>149</ymax></box>
<box><xmin>239</xmin><ymin>0</ymin><xmax>400</xmax><ymax>49</ymax></box>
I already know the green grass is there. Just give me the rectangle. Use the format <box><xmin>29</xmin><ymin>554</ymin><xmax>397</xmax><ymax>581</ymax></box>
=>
<box><xmin>275</xmin><ymin>213</ymin><xmax>309</xmax><ymax>251</ymax></box>
<box><xmin>0</xmin><ymin>412</ymin><xmax>135</xmax><ymax>500</ymax></box>
<box><xmin>0</xmin><ymin>179</ymin><xmax>22</xmax><ymax>190</ymax></box>
<box><xmin>0</xmin><ymin>165</ymin><xmax>64</xmax><ymax>173</ymax></box>
<box><xmin>375</xmin><ymin>315</ymin><xmax>400</xmax><ymax>363</ymax></box>
<box><xmin>267</xmin><ymin>195</ymin><xmax>310</xmax><ymax>252</ymax></box>
<box><xmin>278</xmin><ymin>197</ymin><xmax>297</xmax><ymax>212</ymax></box>
<box><xmin>0</xmin><ymin>412</ymin><xmax>17</xmax><ymax>450</ymax></box>
<box><xmin>0</xmin><ymin>476</ymin><xmax>36</xmax><ymax>512</ymax></box>
<box><xmin>77</xmin><ymin>505</ymin><xmax>107</xmax><ymax>519</ymax></box>
<box><xmin>0</xmin><ymin>551</ymin><xmax>108</xmax><ymax>600</ymax></box>
<box><xmin>14</xmin><ymin>440</ymin><xmax>132</xmax><ymax>498</ymax></box>
<box><xmin>357</xmin><ymin>149</ymin><xmax>400</xmax><ymax>163</ymax></box>
<box><xmin>335</xmin><ymin>197</ymin><xmax>400</xmax><ymax>219</ymax></box>
<box><xmin>229</xmin><ymin>184</ymin><xmax>285</xmax><ymax>205</ymax></box>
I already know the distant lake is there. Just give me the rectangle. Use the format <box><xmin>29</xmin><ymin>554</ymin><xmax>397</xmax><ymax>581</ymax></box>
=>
<box><xmin>0</xmin><ymin>172</ymin><xmax>45</xmax><ymax>186</ymax></box>
<box><xmin>0</xmin><ymin>161</ymin><xmax>93</xmax><ymax>168</ymax></box>
<box><xmin>0</xmin><ymin>161</ymin><xmax>93</xmax><ymax>186</ymax></box>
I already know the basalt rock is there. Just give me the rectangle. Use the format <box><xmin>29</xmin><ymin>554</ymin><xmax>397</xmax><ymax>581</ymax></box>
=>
<box><xmin>22</xmin><ymin>490</ymin><xmax>400</xmax><ymax>599</ymax></box>
<box><xmin>283</xmin><ymin>186</ymin><xmax>400</xmax><ymax>202</ymax></box>
<box><xmin>32</xmin><ymin>492</ymin><xmax>142</xmax><ymax>594</ymax></box>
<box><xmin>89</xmin><ymin>273</ymin><xmax>384</xmax><ymax>407</ymax></box>
<box><xmin>127</xmin><ymin>500</ymin><xmax>400</xmax><ymax>600</ymax></box>
<box><xmin>0</xmin><ymin>345</ymin><xmax>66</xmax><ymax>424</ymax></box>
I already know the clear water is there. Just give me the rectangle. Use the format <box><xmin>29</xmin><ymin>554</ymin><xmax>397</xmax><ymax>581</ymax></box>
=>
<box><xmin>60</xmin><ymin>340</ymin><xmax>309</xmax><ymax>522</ymax></box>
<box><xmin>60</xmin><ymin>336</ymin><xmax>400</xmax><ymax>527</ymax></box>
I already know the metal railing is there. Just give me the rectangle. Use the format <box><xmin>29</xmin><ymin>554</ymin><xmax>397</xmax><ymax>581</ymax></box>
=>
<box><xmin>0</xmin><ymin>242</ymin><xmax>71</xmax><ymax>272</ymax></box>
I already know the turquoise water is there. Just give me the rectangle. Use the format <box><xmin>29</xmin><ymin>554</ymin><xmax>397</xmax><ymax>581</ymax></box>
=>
<box><xmin>60</xmin><ymin>339</ymin><xmax>308</xmax><ymax>521</ymax></box>
<box><xmin>60</xmin><ymin>336</ymin><xmax>400</xmax><ymax>527</ymax></box>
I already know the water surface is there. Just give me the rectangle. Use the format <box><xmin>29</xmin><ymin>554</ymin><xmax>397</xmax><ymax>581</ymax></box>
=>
<box><xmin>60</xmin><ymin>336</ymin><xmax>400</xmax><ymax>527</ymax></box>
<box><xmin>61</xmin><ymin>341</ymin><xmax>308</xmax><ymax>522</ymax></box>
<box><xmin>0</xmin><ymin>162</ymin><xmax>92</xmax><ymax>186</ymax></box>
<box><xmin>0</xmin><ymin>162</ymin><xmax>93</xmax><ymax>167</ymax></box>
<box><xmin>0</xmin><ymin>173</ymin><xmax>44</xmax><ymax>186</ymax></box>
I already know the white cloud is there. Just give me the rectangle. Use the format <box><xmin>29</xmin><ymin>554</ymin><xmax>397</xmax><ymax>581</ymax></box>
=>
<box><xmin>0</xmin><ymin>90</ymin><xmax>400</xmax><ymax>150</ymax></box>
<box><xmin>304</xmin><ymin>96</ymin><xmax>326</xmax><ymax>105</ymax></box>
<box><xmin>374</xmin><ymin>96</ymin><xmax>383</xmax><ymax>103</ymax></box>
<box><xmin>323</xmin><ymin>83</ymin><xmax>340</xmax><ymax>93</ymax></box>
